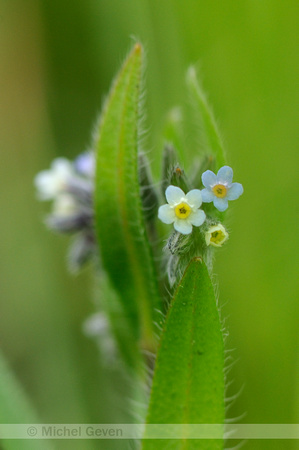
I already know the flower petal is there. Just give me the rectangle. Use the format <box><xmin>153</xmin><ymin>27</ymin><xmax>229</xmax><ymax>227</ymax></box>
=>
<box><xmin>227</xmin><ymin>182</ymin><xmax>244</xmax><ymax>200</ymax></box>
<box><xmin>52</xmin><ymin>194</ymin><xmax>79</xmax><ymax>216</ymax></box>
<box><xmin>34</xmin><ymin>171</ymin><xmax>56</xmax><ymax>200</ymax></box>
<box><xmin>52</xmin><ymin>158</ymin><xmax>73</xmax><ymax>176</ymax></box>
<box><xmin>201</xmin><ymin>188</ymin><xmax>214</xmax><ymax>203</ymax></box>
<box><xmin>186</xmin><ymin>189</ymin><xmax>202</xmax><ymax>208</ymax></box>
<box><xmin>190</xmin><ymin>209</ymin><xmax>206</xmax><ymax>227</ymax></box>
<box><xmin>75</xmin><ymin>152</ymin><xmax>95</xmax><ymax>177</ymax></box>
<box><xmin>174</xmin><ymin>219</ymin><xmax>193</xmax><ymax>235</ymax></box>
<box><xmin>213</xmin><ymin>197</ymin><xmax>228</xmax><ymax>212</ymax></box>
<box><xmin>202</xmin><ymin>170</ymin><xmax>217</xmax><ymax>188</ymax></box>
<box><xmin>158</xmin><ymin>204</ymin><xmax>175</xmax><ymax>224</ymax></box>
<box><xmin>165</xmin><ymin>185</ymin><xmax>186</xmax><ymax>206</ymax></box>
<box><xmin>217</xmin><ymin>166</ymin><xmax>233</xmax><ymax>184</ymax></box>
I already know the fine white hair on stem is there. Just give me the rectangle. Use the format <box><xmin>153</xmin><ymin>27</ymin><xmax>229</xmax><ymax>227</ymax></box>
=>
<box><xmin>225</xmin><ymin>384</ymin><xmax>245</xmax><ymax>406</ymax></box>
<box><xmin>225</xmin><ymin>411</ymin><xmax>247</xmax><ymax>424</ymax></box>
<box><xmin>224</xmin><ymin>439</ymin><xmax>247</xmax><ymax>450</ymax></box>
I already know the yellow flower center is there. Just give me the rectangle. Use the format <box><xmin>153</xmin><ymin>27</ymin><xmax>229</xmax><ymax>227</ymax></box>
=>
<box><xmin>174</xmin><ymin>202</ymin><xmax>192</xmax><ymax>219</ymax></box>
<box><xmin>210</xmin><ymin>230</ymin><xmax>226</xmax><ymax>245</ymax></box>
<box><xmin>212</xmin><ymin>184</ymin><xmax>227</xmax><ymax>198</ymax></box>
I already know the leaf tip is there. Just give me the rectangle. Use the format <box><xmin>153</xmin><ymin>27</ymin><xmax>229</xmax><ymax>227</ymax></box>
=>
<box><xmin>186</xmin><ymin>65</ymin><xmax>198</xmax><ymax>88</ymax></box>
<box><xmin>193</xmin><ymin>256</ymin><xmax>203</xmax><ymax>263</ymax></box>
<box><xmin>134</xmin><ymin>42</ymin><xmax>142</xmax><ymax>54</ymax></box>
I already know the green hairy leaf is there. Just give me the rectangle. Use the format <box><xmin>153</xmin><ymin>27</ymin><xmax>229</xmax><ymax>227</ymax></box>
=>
<box><xmin>94</xmin><ymin>271</ymin><xmax>140</xmax><ymax>369</ymax></box>
<box><xmin>0</xmin><ymin>351</ymin><xmax>53</xmax><ymax>450</ymax></box>
<box><xmin>186</xmin><ymin>67</ymin><xmax>226</xmax><ymax>170</ymax></box>
<box><xmin>143</xmin><ymin>258</ymin><xmax>225</xmax><ymax>449</ymax></box>
<box><xmin>94</xmin><ymin>43</ymin><xmax>161</xmax><ymax>359</ymax></box>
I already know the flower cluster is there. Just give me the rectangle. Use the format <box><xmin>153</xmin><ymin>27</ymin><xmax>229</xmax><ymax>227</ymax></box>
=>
<box><xmin>158</xmin><ymin>165</ymin><xmax>243</xmax><ymax>246</ymax></box>
<box><xmin>35</xmin><ymin>156</ymin><xmax>243</xmax><ymax>270</ymax></box>
<box><xmin>34</xmin><ymin>152</ymin><xmax>96</xmax><ymax>271</ymax></box>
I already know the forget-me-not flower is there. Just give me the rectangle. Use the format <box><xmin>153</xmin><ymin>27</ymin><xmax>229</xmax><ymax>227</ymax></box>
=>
<box><xmin>201</xmin><ymin>166</ymin><xmax>243</xmax><ymax>212</ymax></box>
<box><xmin>158</xmin><ymin>185</ymin><xmax>206</xmax><ymax>235</ymax></box>
<box><xmin>205</xmin><ymin>224</ymin><xmax>229</xmax><ymax>247</ymax></box>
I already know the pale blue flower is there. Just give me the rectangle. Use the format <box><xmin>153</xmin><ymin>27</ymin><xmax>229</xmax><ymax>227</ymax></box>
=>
<box><xmin>158</xmin><ymin>185</ymin><xmax>206</xmax><ymax>235</ymax></box>
<box><xmin>201</xmin><ymin>166</ymin><xmax>243</xmax><ymax>212</ymax></box>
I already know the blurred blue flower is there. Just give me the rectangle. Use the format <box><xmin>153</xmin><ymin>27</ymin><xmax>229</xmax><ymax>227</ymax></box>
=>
<box><xmin>34</xmin><ymin>155</ymin><xmax>96</xmax><ymax>271</ymax></box>
<box><xmin>34</xmin><ymin>158</ymin><xmax>74</xmax><ymax>200</ymax></box>
<box><xmin>75</xmin><ymin>152</ymin><xmax>95</xmax><ymax>177</ymax></box>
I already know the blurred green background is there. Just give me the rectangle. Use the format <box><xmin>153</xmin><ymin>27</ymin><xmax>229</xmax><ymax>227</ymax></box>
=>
<box><xmin>0</xmin><ymin>0</ymin><xmax>298</xmax><ymax>449</ymax></box>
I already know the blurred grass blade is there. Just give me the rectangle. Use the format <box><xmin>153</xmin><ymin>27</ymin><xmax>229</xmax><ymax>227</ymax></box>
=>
<box><xmin>143</xmin><ymin>258</ymin><xmax>224</xmax><ymax>449</ymax></box>
<box><xmin>0</xmin><ymin>350</ymin><xmax>53</xmax><ymax>450</ymax></box>
<box><xmin>186</xmin><ymin>67</ymin><xmax>226</xmax><ymax>170</ymax></box>
<box><xmin>95</xmin><ymin>43</ymin><xmax>161</xmax><ymax>359</ymax></box>
<box><xmin>163</xmin><ymin>107</ymin><xmax>185</xmax><ymax>158</ymax></box>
